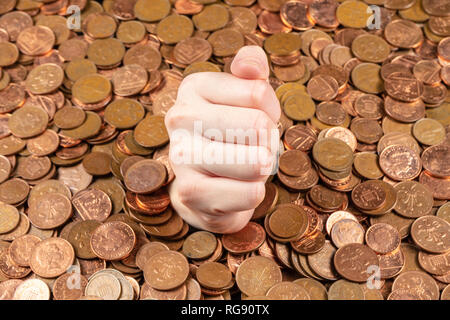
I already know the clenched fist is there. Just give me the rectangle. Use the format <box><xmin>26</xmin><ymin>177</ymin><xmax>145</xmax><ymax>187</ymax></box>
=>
<box><xmin>165</xmin><ymin>46</ymin><xmax>281</xmax><ymax>234</ymax></box>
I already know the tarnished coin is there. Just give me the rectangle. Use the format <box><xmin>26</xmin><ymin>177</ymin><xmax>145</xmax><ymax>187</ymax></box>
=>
<box><xmin>236</xmin><ymin>256</ymin><xmax>282</xmax><ymax>296</ymax></box>
<box><xmin>182</xmin><ymin>231</ymin><xmax>217</xmax><ymax>260</ymax></box>
<box><xmin>124</xmin><ymin>159</ymin><xmax>167</xmax><ymax>194</ymax></box>
<box><xmin>144</xmin><ymin>250</ymin><xmax>189</xmax><ymax>290</ymax></box>
<box><xmin>0</xmin><ymin>202</ymin><xmax>20</xmax><ymax>234</ymax></box>
<box><xmin>328</xmin><ymin>279</ymin><xmax>364</xmax><ymax>300</ymax></box>
<box><xmin>53</xmin><ymin>272</ymin><xmax>88</xmax><ymax>300</ymax></box>
<box><xmin>334</xmin><ymin>243</ymin><xmax>379</xmax><ymax>282</ymax></box>
<box><xmin>330</xmin><ymin>219</ymin><xmax>364</xmax><ymax>249</ymax></box>
<box><xmin>393</xmin><ymin>181</ymin><xmax>433</xmax><ymax>218</ymax></box>
<box><xmin>8</xmin><ymin>106</ymin><xmax>48</xmax><ymax>139</ymax></box>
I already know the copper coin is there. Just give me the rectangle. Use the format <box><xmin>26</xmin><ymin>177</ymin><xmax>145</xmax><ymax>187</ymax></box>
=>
<box><xmin>8</xmin><ymin>235</ymin><xmax>41</xmax><ymax>267</ymax></box>
<box><xmin>67</xmin><ymin>220</ymin><xmax>102</xmax><ymax>259</ymax></box>
<box><xmin>28</xmin><ymin>193</ymin><xmax>72</xmax><ymax>229</ymax></box>
<box><xmin>366</xmin><ymin>223</ymin><xmax>401</xmax><ymax>255</ymax></box>
<box><xmin>53</xmin><ymin>272</ymin><xmax>88</xmax><ymax>300</ymax></box>
<box><xmin>236</xmin><ymin>256</ymin><xmax>282</xmax><ymax>296</ymax></box>
<box><xmin>421</xmin><ymin>144</ymin><xmax>450</xmax><ymax>179</ymax></box>
<box><xmin>283</xmin><ymin>124</ymin><xmax>317</xmax><ymax>152</ymax></box>
<box><xmin>291</xmin><ymin>230</ymin><xmax>325</xmax><ymax>254</ymax></box>
<box><xmin>72</xmin><ymin>189</ymin><xmax>112</xmax><ymax>222</ymax></box>
<box><xmin>351</xmin><ymin>180</ymin><xmax>387</xmax><ymax>211</ymax></box>
<box><xmin>90</xmin><ymin>221</ymin><xmax>136</xmax><ymax>261</ymax></box>
<box><xmin>197</xmin><ymin>262</ymin><xmax>232</xmax><ymax>290</ymax></box>
<box><xmin>307</xmin><ymin>240</ymin><xmax>339</xmax><ymax>281</ymax></box>
<box><xmin>393</xmin><ymin>181</ymin><xmax>433</xmax><ymax>218</ymax></box>
<box><xmin>182</xmin><ymin>231</ymin><xmax>217</xmax><ymax>260</ymax></box>
<box><xmin>144</xmin><ymin>250</ymin><xmax>189</xmax><ymax>291</ymax></box>
<box><xmin>379</xmin><ymin>145</ymin><xmax>422</xmax><ymax>181</ymax></box>
<box><xmin>411</xmin><ymin>216</ymin><xmax>450</xmax><ymax>254</ymax></box>
<box><xmin>334</xmin><ymin>243</ymin><xmax>379</xmax><ymax>282</ymax></box>
<box><xmin>307</xmin><ymin>75</ymin><xmax>339</xmax><ymax>101</ymax></box>
<box><xmin>26</xmin><ymin>130</ymin><xmax>60</xmax><ymax>157</ymax></box>
<box><xmin>82</xmin><ymin>152</ymin><xmax>112</xmax><ymax>176</ymax></box>
<box><xmin>418</xmin><ymin>250</ymin><xmax>450</xmax><ymax>276</ymax></box>
<box><xmin>29</xmin><ymin>238</ymin><xmax>75</xmax><ymax>278</ymax></box>
<box><xmin>278</xmin><ymin>150</ymin><xmax>311</xmax><ymax>177</ymax></box>
<box><xmin>222</xmin><ymin>222</ymin><xmax>266</xmax><ymax>254</ymax></box>
<box><xmin>392</xmin><ymin>271</ymin><xmax>439</xmax><ymax>300</ymax></box>
<box><xmin>135</xmin><ymin>242</ymin><xmax>169</xmax><ymax>271</ymax></box>
<box><xmin>124</xmin><ymin>159</ymin><xmax>167</xmax><ymax>194</ymax></box>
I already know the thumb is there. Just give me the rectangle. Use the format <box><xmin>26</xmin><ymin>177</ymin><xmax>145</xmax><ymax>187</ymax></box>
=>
<box><xmin>230</xmin><ymin>46</ymin><xmax>270</xmax><ymax>80</ymax></box>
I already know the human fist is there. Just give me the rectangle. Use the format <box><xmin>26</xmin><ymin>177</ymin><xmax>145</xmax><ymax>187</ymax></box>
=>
<box><xmin>165</xmin><ymin>46</ymin><xmax>281</xmax><ymax>234</ymax></box>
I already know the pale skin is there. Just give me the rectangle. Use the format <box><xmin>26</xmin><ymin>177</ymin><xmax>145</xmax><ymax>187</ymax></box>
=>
<box><xmin>165</xmin><ymin>46</ymin><xmax>281</xmax><ymax>234</ymax></box>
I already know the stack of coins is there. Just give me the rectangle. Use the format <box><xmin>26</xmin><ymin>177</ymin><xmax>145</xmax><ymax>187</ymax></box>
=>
<box><xmin>0</xmin><ymin>0</ymin><xmax>449</xmax><ymax>301</ymax></box>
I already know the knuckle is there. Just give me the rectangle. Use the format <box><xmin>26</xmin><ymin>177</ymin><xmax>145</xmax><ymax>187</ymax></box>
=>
<box><xmin>251</xmin><ymin>80</ymin><xmax>270</xmax><ymax>107</ymax></box>
<box><xmin>176</xmin><ymin>181</ymin><xmax>200</xmax><ymax>207</ymax></box>
<box><xmin>248</xmin><ymin>182</ymin><xmax>266</xmax><ymax>208</ymax></box>
<box><xmin>252</xmin><ymin>109</ymin><xmax>270</xmax><ymax>132</ymax></box>
<box><xmin>164</xmin><ymin>106</ymin><xmax>188</xmax><ymax>130</ymax></box>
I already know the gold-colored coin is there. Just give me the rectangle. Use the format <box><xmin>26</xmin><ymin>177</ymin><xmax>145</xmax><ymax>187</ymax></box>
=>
<box><xmin>25</xmin><ymin>63</ymin><xmax>64</xmax><ymax>95</ymax></box>
<box><xmin>65</xmin><ymin>59</ymin><xmax>97</xmax><ymax>82</ymax></box>
<box><xmin>72</xmin><ymin>74</ymin><xmax>112</xmax><ymax>105</ymax></box>
<box><xmin>0</xmin><ymin>202</ymin><xmax>20</xmax><ymax>234</ymax></box>
<box><xmin>193</xmin><ymin>4</ymin><xmax>230</xmax><ymax>32</ymax></box>
<box><xmin>8</xmin><ymin>106</ymin><xmax>48</xmax><ymax>139</ymax></box>
<box><xmin>352</xmin><ymin>34</ymin><xmax>391</xmax><ymax>63</ymax></box>
<box><xmin>60</xmin><ymin>111</ymin><xmax>102</xmax><ymax>140</ymax></box>
<box><xmin>412</xmin><ymin>118</ymin><xmax>446</xmax><ymax>146</ymax></box>
<box><xmin>134</xmin><ymin>115</ymin><xmax>169</xmax><ymax>148</ymax></box>
<box><xmin>353</xmin><ymin>152</ymin><xmax>384</xmax><ymax>180</ymax></box>
<box><xmin>399</xmin><ymin>0</ymin><xmax>429</xmax><ymax>22</ymax></box>
<box><xmin>264</xmin><ymin>32</ymin><xmax>302</xmax><ymax>56</ymax></box>
<box><xmin>83</xmin><ymin>12</ymin><xmax>117</xmax><ymax>39</ymax></box>
<box><xmin>134</xmin><ymin>0</ymin><xmax>171</xmax><ymax>22</ymax></box>
<box><xmin>0</xmin><ymin>42</ymin><xmax>19</xmax><ymax>67</ymax></box>
<box><xmin>312</xmin><ymin>138</ymin><xmax>353</xmax><ymax>172</ymax></box>
<box><xmin>208</xmin><ymin>28</ymin><xmax>244</xmax><ymax>57</ymax></box>
<box><xmin>116</xmin><ymin>21</ymin><xmax>146</xmax><ymax>45</ymax></box>
<box><xmin>183</xmin><ymin>61</ymin><xmax>221</xmax><ymax>77</ymax></box>
<box><xmin>336</xmin><ymin>0</ymin><xmax>371</xmax><ymax>28</ymax></box>
<box><xmin>87</xmin><ymin>38</ymin><xmax>125</xmax><ymax>68</ymax></box>
<box><xmin>283</xmin><ymin>93</ymin><xmax>316</xmax><ymax>121</ymax></box>
<box><xmin>351</xmin><ymin>63</ymin><xmax>384</xmax><ymax>94</ymax></box>
<box><xmin>104</xmin><ymin>99</ymin><xmax>145</xmax><ymax>129</ymax></box>
<box><xmin>157</xmin><ymin>14</ymin><xmax>194</xmax><ymax>45</ymax></box>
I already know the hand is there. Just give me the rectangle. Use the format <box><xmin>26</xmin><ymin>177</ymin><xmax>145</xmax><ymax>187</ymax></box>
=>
<box><xmin>165</xmin><ymin>46</ymin><xmax>281</xmax><ymax>234</ymax></box>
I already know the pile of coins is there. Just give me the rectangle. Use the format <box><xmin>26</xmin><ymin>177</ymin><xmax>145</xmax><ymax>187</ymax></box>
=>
<box><xmin>0</xmin><ymin>0</ymin><xmax>449</xmax><ymax>300</ymax></box>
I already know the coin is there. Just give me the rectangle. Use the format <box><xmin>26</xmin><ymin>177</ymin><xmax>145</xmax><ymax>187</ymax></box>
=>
<box><xmin>144</xmin><ymin>250</ymin><xmax>189</xmax><ymax>290</ymax></box>
<box><xmin>392</xmin><ymin>271</ymin><xmax>439</xmax><ymax>300</ymax></box>
<box><xmin>0</xmin><ymin>202</ymin><xmax>19</xmax><ymax>234</ymax></box>
<box><xmin>90</xmin><ymin>221</ymin><xmax>136</xmax><ymax>261</ymax></box>
<box><xmin>124</xmin><ymin>159</ymin><xmax>167</xmax><ymax>194</ymax></box>
<box><xmin>334</xmin><ymin>243</ymin><xmax>379</xmax><ymax>282</ymax></box>
<box><xmin>8</xmin><ymin>235</ymin><xmax>41</xmax><ymax>267</ymax></box>
<box><xmin>182</xmin><ymin>231</ymin><xmax>217</xmax><ymax>260</ymax></box>
<box><xmin>328</xmin><ymin>279</ymin><xmax>364</xmax><ymax>300</ymax></box>
<box><xmin>53</xmin><ymin>272</ymin><xmax>88</xmax><ymax>300</ymax></box>
<box><xmin>379</xmin><ymin>145</ymin><xmax>422</xmax><ymax>181</ymax></box>
<box><xmin>28</xmin><ymin>193</ymin><xmax>72</xmax><ymax>229</ymax></box>
<box><xmin>330</xmin><ymin>219</ymin><xmax>365</xmax><ymax>248</ymax></box>
<box><xmin>85</xmin><ymin>272</ymin><xmax>121</xmax><ymax>300</ymax></box>
<box><xmin>13</xmin><ymin>279</ymin><xmax>50</xmax><ymax>300</ymax></box>
<box><xmin>411</xmin><ymin>216</ymin><xmax>450</xmax><ymax>254</ymax></box>
<box><xmin>366</xmin><ymin>223</ymin><xmax>401</xmax><ymax>255</ymax></box>
<box><xmin>30</xmin><ymin>238</ymin><xmax>74</xmax><ymax>278</ymax></box>
<box><xmin>236</xmin><ymin>256</ymin><xmax>282</xmax><ymax>296</ymax></box>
